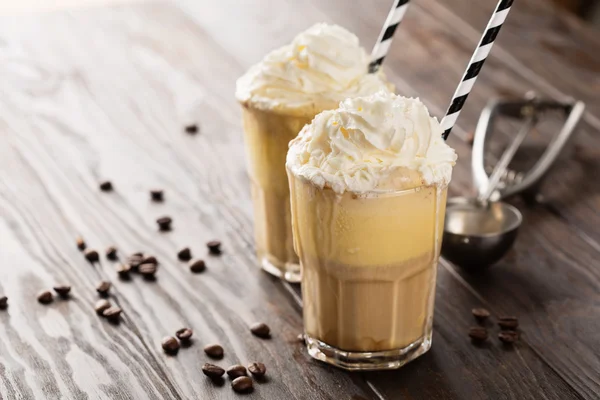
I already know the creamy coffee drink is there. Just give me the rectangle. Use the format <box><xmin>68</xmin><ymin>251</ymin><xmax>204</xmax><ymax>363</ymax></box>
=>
<box><xmin>287</xmin><ymin>91</ymin><xmax>456</xmax><ymax>369</ymax></box>
<box><xmin>236</xmin><ymin>24</ymin><xmax>392</xmax><ymax>282</ymax></box>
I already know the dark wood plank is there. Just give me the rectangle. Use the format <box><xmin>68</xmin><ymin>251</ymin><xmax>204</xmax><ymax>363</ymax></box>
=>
<box><xmin>290</xmin><ymin>0</ymin><xmax>600</xmax><ymax>398</ymax></box>
<box><xmin>421</xmin><ymin>0</ymin><xmax>600</xmax><ymax>124</ymax></box>
<box><xmin>177</xmin><ymin>2</ymin><xmax>596</xmax><ymax>398</ymax></box>
<box><xmin>1</xmin><ymin>0</ymin><xmax>599</xmax><ymax>399</ymax></box>
<box><xmin>0</xmin><ymin>3</ymin><xmax>377</xmax><ymax>399</ymax></box>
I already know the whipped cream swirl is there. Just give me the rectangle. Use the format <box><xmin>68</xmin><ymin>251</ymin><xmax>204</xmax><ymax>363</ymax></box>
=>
<box><xmin>236</xmin><ymin>23</ymin><xmax>391</xmax><ymax>112</ymax></box>
<box><xmin>287</xmin><ymin>91</ymin><xmax>457</xmax><ymax>193</ymax></box>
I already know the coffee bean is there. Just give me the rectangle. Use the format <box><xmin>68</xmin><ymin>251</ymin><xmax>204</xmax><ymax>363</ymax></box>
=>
<box><xmin>95</xmin><ymin>299</ymin><xmax>111</xmax><ymax>315</ymax></box>
<box><xmin>139</xmin><ymin>263</ymin><xmax>158</xmax><ymax>279</ymax></box>
<box><xmin>175</xmin><ymin>327</ymin><xmax>193</xmax><ymax>341</ymax></box>
<box><xmin>226</xmin><ymin>365</ymin><xmax>247</xmax><ymax>379</ymax></box>
<box><xmin>132</xmin><ymin>252</ymin><xmax>144</xmax><ymax>257</ymax></box>
<box><xmin>297</xmin><ymin>333</ymin><xmax>305</xmax><ymax>343</ymax></box>
<box><xmin>96</xmin><ymin>281</ymin><xmax>111</xmax><ymax>296</ymax></box>
<box><xmin>247</xmin><ymin>362</ymin><xmax>266</xmax><ymax>377</ymax></box>
<box><xmin>189</xmin><ymin>259</ymin><xmax>206</xmax><ymax>273</ymax></box>
<box><xmin>37</xmin><ymin>291</ymin><xmax>53</xmax><ymax>304</ymax></box>
<box><xmin>84</xmin><ymin>249</ymin><xmax>100</xmax><ymax>263</ymax></box>
<box><xmin>150</xmin><ymin>189</ymin><xmax>164</xmax><ymax>202</ymax></box>
<box><xmin>161</xmin><ymin>336</ymin><xmax>180</xmax><ymax>354</ymax></box>
<box><xmin>53</xmin><ymin>285</ymin><xmax>71</xmax><ymax>298</ymax></box>
<box><xmin>206</xmin><ymin>240</ymin><xmax>222</xmax><ymax>255</ymax></box>
<box><xmin>202</xmin><ymin>363</ymin><xmax>225</xmax><ymax>379</ymax></box>
<box><xmin>116</xmin><ymin>263</ymin><xmax>132</xmax><ymax>279</ymax></box>
<box><xmin>99</xmin><ymin>181</ymin><xmax>113</xmax><ymax>192</ymax></box>
<box><xmin>142</xmin><ymin>255</ymin><xmax>158</xmax><ymax>265</ymax></box>
<box><xmin>156</xmin><ymin>216</ymin><xmax>172</xmax><ymax>231</ymax></box>
<box><xmin>472</xmin><ymin>307</ymin><xmax>490</xmax><ymax>322</ymax></box>
<box><xmin>231</xmin><ymin>376</ymin><xmax>253</xmax><ymax>393</ymax></box>
<box><xmin>498</xmin><ymin>330</ymin><xmax>519</xmax><ymax>344</ymax></box>
<box><xmin>177</xmin><ymin>247</ymin><xmax>192</xmax><ymax>261</ymax></box>
<box><xmin>102</xmin><ymin>306</ymin><xmax>122</xmax><ymax>322</ymax></box>
<box><xmin>204</xmin><ymin>344</ymin><xmax>224</xmax><ymax>359</ymax></box>
<box><xmin>250</xmin><ymin>322</ymin><xmax>270</xmax><ymax>338</ymax></box>
<box><xmin>184</xmin><ymin>124</ymin><xmax>198</xmax><ymax>134</ymax></box>
<box><xmin>76</xmin><ymin>236</ymin><xmax>86</xmax><ymax>251</ymax></box>
<box><xmin>106</xmin><ymin>246</ymin><xmax>118</xmax><ymax>261</ymax></box>
<box><xmin>498</xmin><ymin>316</ymin><xmax>519</xmax><ymax>330</ymax></box>
<box><xmin>127</xmin><ymin>254</ymin><xmax>144</xmax><ymax>270</ymax></box>
<box><xmin>0</xmin><ymin>296</ymin><xmax>8</xmax><ymax>310</ymax></box>
<box><xmin>468</xmin><ymin>326</ymin><xmax>488</xmax><ymax>342</ymax></box>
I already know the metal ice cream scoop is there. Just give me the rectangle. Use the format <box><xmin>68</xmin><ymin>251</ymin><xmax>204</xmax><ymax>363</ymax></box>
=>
<box><xmin>441</xmin><ymin>94</ymin><xmax>585</xmax><ymax>270</ymax></box>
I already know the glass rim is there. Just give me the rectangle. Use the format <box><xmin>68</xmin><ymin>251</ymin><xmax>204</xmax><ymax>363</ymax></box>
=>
<box><xmin>287</xmin><ymin>171</ymin><xmax>447</xmax><ymax>198</ymax></box>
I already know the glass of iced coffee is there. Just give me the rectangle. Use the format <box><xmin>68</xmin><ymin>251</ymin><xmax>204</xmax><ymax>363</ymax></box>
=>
<box><xmin>287</xmin><ymin>91</ymin><xmax>457</xmax><ymax>369</ymax></box>
<box><xmin>236</xmin><ymin>24</ymin><xmax>392</xmax><ymax>282</ymax></box>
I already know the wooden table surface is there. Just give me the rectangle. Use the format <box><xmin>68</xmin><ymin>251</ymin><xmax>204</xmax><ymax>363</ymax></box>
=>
<box><xmin>0</xmin><ymin>0</ymin><xmax>599</xmax><ymax>399</ymax></box>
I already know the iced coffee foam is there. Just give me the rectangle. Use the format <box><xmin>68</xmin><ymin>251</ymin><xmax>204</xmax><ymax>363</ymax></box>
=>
<box><xmin>235</xmin><ymin>24</ymin><xmax>391</xmax><ymax>112</ymax></box>
<box><xmin>287</xmin><ymin>91</ymin><xmax>457</xmax><ymax>193</ymax></box>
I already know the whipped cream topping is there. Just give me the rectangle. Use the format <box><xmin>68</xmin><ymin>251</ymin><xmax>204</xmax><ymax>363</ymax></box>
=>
<box><xmin>287</xmin><ymin>91</ymin><xmax>457</xmax><ymax>193</ymax></box>
<box><xmin>236</xmin><ymin>23</ymin><xmax>391</xmax><ymax>112</ymax></box>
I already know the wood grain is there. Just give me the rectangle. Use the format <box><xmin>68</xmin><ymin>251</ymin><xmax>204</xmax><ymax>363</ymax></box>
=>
<box><xmin>0</xmin><ymin>0</ymin><xmax>599</xmax><ymax>399</ymax></box>
<box><xmin>0</xmin><ymin>4</ymin><xmax>372</xmax><ymax>399</ymax></box>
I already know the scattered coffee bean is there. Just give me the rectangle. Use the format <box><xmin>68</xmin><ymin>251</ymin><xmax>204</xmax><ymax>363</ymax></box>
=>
<box><xmin>202</xmin><ymin>363</ymin><xmax>225</xmax><ymax>379</ymax></box>
<box><xmin>161</xmin><ymin>336</ymin><xmax>180</xmax><ymax>354</ymax></box>
<box><xmin>0</xmin><ymin>296</ymin><xmax>8</xmax><ymax>310</ymax></box>
<box><xmin>498</xmin><ymin>316</ymin><xmax>519</xmax><ymax>330</ymax></box>
<box><xmin>177</xmin><ymin>247</ymin><xmax>192</xmax><ymax>261</ymax></box>
<box><xmin>226</xmin><ymin>365</ymin><xmax>247</xmax><ymax>379</ymax></box>
<box><xmin>116</xmin><ymin>263</ymin><xmax>132</xmax><ymax>279</ymax></box>
<box><xmin>76</xmin><ymin>236</ymin><xmax>86</xmax><ymax>251</ymax></box>
<box><xmin>297</xmin><ymin>333</ymin><xmax>305</xmax><ymax>343</ymax></box>
<box><xmin>95</xmin><ymin>299</ymin><xmax>111</xmax><ymax>315</ymax></box>
<box><xmin>99</xmin><ymin>181</ymin><xmax>113</xmax><ymax>192</ymax></box>
<box><xmin>472</xmin><ymin>307</ymin><xmax>490</xmax><ymax>322</ymax></box>
<box><xmin>204</xmin><ymin>343</ymin><xmax>224</xmax><ymax>359</ymax></box>
<box><xmin>250</xmin><ymin>322</ymin><xmax>270</xmax><ymax>338</ymax></box>
<box><xmin>247</xmin><ymin>362</ymin><xmax>266</xmax><ymax>377</ymax></box>
<box><xmin>156</xmin><ymin>216</ymin><xmax>172</xmax><ymax>231</ymax></box>
<box><xmin>127</xmin><ymin>254</ymin><xmax>144</xmax><ymax>270</ymax></box>
<box><xmin>102</xmin><ymin>306</ymin><xmax>122</xmax><ymax>322</ymax></box>
<box><xmin>231</xmin><ymin>376</ymin><xmax>253</xmax><ymax>393</ymax></box>
<box><xmin>53</xmin><ymin>285</ymin><xmax>71</xmax><ymax>298</ymax></box>
<box><xmin>150</xmin><ymin>189</ymin><xmax>164</xmax><ymax>202</ymax></box>
<box><xmin>37</xmin><ymin>291</ymin><xmax>53</xmax><ymax>304</ymax></box>
<box><xmin>175</xmin><ymin>327</ymin><xmax>193</xmax><ymax>341</ymax></box>
<box><xmin>206</xmin><ymin>240</ymin><xmax>222</xmax><ymax>255</ymax></box>
<box><xmin>106</xmin><ymin>246</ymin><xmax>118</xmax><ymax>261</ymax></box>
<box><xmin>468</xmin><ymin>326</ymin><xmax>488</xmax><ymax>342</ymax></box>
<box><xmin>96</xmin><ymin>281</ymin><xmax>111</xmax><ymax>296</ymax></box>
<box><xmin>184</xmin><ymin>124</ymin><xmax>198</xmax><ymax>134</ymax></box>
<box><xmin>84</xmin><ymin>249</ymin><xmax>100</xmax><ymax>263</ymax></box>
<box><xmin>189</xmin><ymin>259</ymin><xmax>206</xmax><ymax>273</ymax></box>
<box><xmin>142</xmin><ymin>255</ymin><xmax>158</xmax><ymax>265</ymax></box>
<box><xmin>139</xmin><ymin>263</ymin><xmax>158</xmax><ymax>279</ymax></box>
<box><xmin>498</xmin><ymin>330</ymin><xmax>519</xmax><ymax>344</ymax></box>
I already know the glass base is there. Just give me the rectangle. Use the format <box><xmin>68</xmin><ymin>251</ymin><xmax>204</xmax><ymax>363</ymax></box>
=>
<box><xmin>305</xmin><ymin>333</ymin><xmax>432</xmax><ymax>371</ymax></box>
<box><xmin>260</xmin><ymin>256</ymin><xmax>301</xmax><ymax>283</ymax></box>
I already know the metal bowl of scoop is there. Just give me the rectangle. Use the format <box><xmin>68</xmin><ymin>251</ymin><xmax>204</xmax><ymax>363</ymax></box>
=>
<box><xmin>441</xmin><ymin>197</ymin><xmax>522</xmax><ymax>270</ymax></box>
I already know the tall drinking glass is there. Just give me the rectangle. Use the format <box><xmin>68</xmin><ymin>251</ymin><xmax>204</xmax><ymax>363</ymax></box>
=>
<box><xmin>240</xmin><ymin>103</ymin><xmax>329</xmax><ymax>282</ymax></box>
<box><xmin>288</xmin><ymin>174</ymin><xmax>448</xmax><ymax>370</ymax></box>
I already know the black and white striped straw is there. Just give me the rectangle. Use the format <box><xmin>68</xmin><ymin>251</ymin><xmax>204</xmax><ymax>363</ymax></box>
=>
<box><xmin>368</xmin><ymin>0</ymin><xmax>410</xmax><ymax>74</ymax></box>
<box><xmin>440</xmin><ymin>0</ymin><xmax>514</xmax><ymax>140</ymax></box>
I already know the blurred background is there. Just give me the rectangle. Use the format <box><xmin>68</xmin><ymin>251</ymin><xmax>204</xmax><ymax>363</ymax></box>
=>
<box><xmin>1</xmin><ymin>0</ymin><xmax>599</xmax><ymax>27</ymax></box>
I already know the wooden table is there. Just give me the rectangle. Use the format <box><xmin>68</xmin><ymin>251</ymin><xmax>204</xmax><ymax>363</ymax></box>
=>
<box><xmin>0</xmin><ymin>0</ymin><xmax>598</xmax><ymax>398</ymax></box>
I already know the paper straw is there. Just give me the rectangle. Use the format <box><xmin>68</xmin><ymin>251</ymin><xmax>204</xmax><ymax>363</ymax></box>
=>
<box><xmin>440</xmin><ymin>0</ymin><xmax>514</xmax><ymax>140</ymax></box>
<box><xmin>368</xmin><ymin>0</ymin><xmax>410</xmax><ymax>73</ymax></box>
